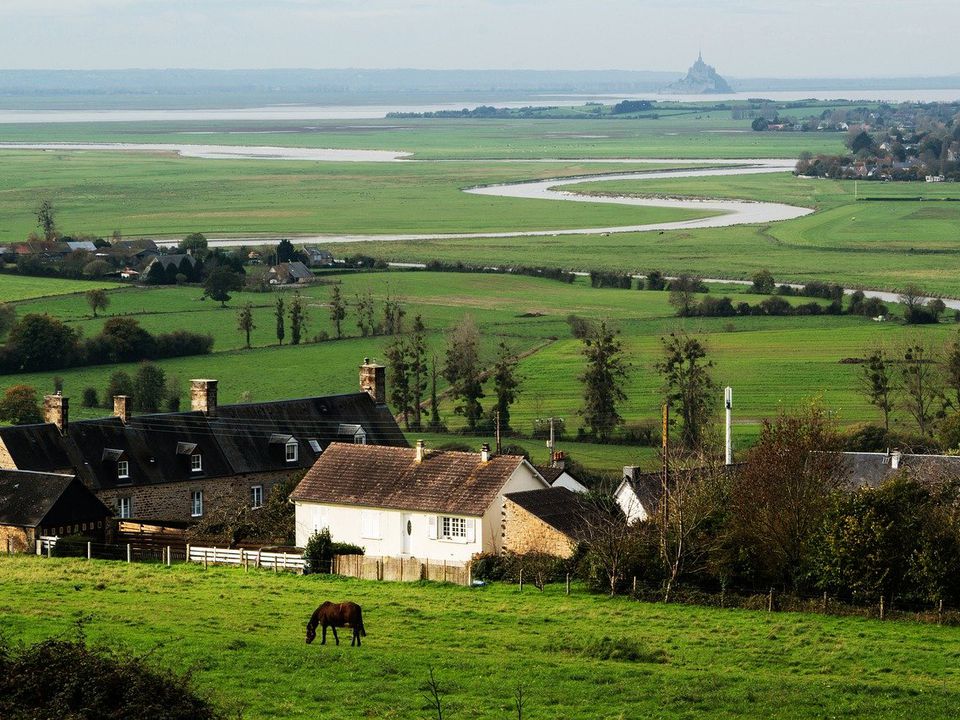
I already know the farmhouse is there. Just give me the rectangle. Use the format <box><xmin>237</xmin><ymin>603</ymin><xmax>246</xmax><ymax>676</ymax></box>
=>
<box><xmin>302</xmin><ymin>247</ymin><xmax>334</xmax><ymax>267</ymax></box>
<box><xmin>291</xmin><ymin>441</ymin><xmax>549</xmax><ymax>561</ymax></box>
<box><xmin>0</xmin><ymin>361</ymin><xmax>406</xmax><ymax>524</ymax></box>
<box><xmin>0</xmin><ymin>469</ymin><xmax>112</xmax><ymax>553</ymax></box>
<box><xmin>616</xmin><ymin>464</ymin><xmax>743</xmax><ymax>524</ymax></box>
<box><xmin>266</xmin><ymin>261</ymin><xmax>313</xmax><ymax>284</ymax></box>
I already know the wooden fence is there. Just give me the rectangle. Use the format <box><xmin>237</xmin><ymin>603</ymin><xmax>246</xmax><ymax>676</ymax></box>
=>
<box><xmin>187</xmin><ymin>545</ymin><xmax>305</xmax><ymax>572</ymax></box>
<box><xmin>333</xmin><ymin>554</ymin><xmax>472</xmax><ymax>586</ymax></box>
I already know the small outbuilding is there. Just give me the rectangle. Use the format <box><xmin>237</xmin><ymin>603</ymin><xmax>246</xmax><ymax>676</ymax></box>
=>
<box><xmin>503</xmin><ymin>486</ymin><xmax>588</xmax><ymax>558</ymax></box>
<box><xmin>267</xmin><ymin>261</ymin><xmax>314</xmax><ymax>285</ymax></box>
<box><xmin>0</xmin><ymin>469</ymin><xmax>113</xmax><ymax>553</ymax></box>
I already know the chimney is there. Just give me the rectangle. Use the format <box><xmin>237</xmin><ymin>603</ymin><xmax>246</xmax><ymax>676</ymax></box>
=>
<box><xmin>43</xmin><ymin>393</ymin><xmax>68</xmax><ymax>435</ymax></box>
<box><xmin>415</xmin><ymin>439</ymin><xmax>426</xmax><ymax>463</ymax></box>
<box><xmin>359</xmin><ymin>358</ymin><xmax>386</xmax><ymax>404</ymax></box>
<box><xmin>480</xmin><ymin>443</ymin><xmax>491</xmax><ymax>463</ymax></box>
<box><xmin>113</xmin><ymin>395</ymin><xmax>132</xmax><ymax>424</ymax></box>
<box><xmin>623</xmin><ymin>466</ymin><xmax>641</xmax><ymax>482</ymax></box>
<box><xmin>891</xmin><ymin>450</ymin><xmax>902</xmax><ymax>470</ymax></box>
<box><xmin>190</xmin><ymin>379</ymin><xmax>218</xmax><ymax>415</ymax></box>
<box><xmin>551</xmin><ymin>451</ymin><xmax>566</xmax><ymax>470</ymax></box>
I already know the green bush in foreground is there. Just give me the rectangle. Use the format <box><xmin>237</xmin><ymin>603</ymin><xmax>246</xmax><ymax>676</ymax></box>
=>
<box><xmin>0</xmin><ymin>632</ymin><xmax>222</xmax><ymax>720</ymax></box>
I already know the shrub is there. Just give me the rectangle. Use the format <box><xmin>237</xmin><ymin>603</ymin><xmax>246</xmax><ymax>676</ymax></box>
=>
<box><xmin>303</xmin><ymin>528</ymin><xmax>363</xmax><ymax>574</ymax></box>
<box><xmin>81</xmin><ymin>386</ymin><xmax>99</xmax><ymax>408</ymax></box>
<box><xmin>580</xmin><ymin>636</ymin><xmax>669</xmax><ymax>664</ymax></box>
<box><xmin>644</xmin><ymin>270</ymin><xmax>666</xmax><ymax>291</ymax></box>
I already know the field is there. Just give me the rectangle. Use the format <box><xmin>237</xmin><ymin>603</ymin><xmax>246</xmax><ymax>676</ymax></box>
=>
<box><xmin>2</xmin><ymin>556</ymin><xmax>959</xmax><ymax>719</ymax></box>
<box><xmin>2</xmin><ymin>271</ymin><xmax>953</xmax><ymax>475</ymax></box>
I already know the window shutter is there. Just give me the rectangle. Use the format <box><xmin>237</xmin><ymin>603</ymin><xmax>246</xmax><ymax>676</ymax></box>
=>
<box><xmin>465</xmin><ymin>517</ymin><xmax>476</xmax><ymax>543</ymax></box>
<box><xmin>427</xmin><ymin>515</ymin><xmax>438</xmax><ymax>539</ymax></box>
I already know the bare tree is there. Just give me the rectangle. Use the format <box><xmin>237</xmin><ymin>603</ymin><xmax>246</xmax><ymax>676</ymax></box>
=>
<box><xmin>423</xmin><ymin>667</ymin><xmax>444</xmax><ymax>720</ymax></box>
<box><xmin>898</xmin><ymin>341</ymin><xmax>944</xmax><ymax>436</ymax></box>
<box><xmin>860</xmin><ymin>346</ymin><xmax>895</xmax><ymax>432</ymax></box>
<box><xmin>577</xmin><ymin>493</ymin><xmax>640</xmax><ymax>597</ymax></box>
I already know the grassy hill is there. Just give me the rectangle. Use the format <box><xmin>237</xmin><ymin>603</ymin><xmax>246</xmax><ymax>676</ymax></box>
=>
<box><xmin>2</xmin><ymin>556</ymin><xmax>958</xmax><ymax>719</ymax></box>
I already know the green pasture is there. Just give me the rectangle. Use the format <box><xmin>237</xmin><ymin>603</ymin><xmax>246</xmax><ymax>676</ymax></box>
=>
<box><xmin>0</xmin><ymin>273</ymin><xmax>121</xmax><ymax>302</ymax></box>
<box><xmin>4</xmin><ymin>272</ymin><xmax>953</xmax><ymax>467</ymax></box>
<box><xmin>2</xmin><ymin>557</ymin><xmax>959</xmax><ymax>719</ymax></box>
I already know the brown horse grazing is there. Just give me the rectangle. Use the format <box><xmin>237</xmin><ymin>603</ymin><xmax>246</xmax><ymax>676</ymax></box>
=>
<box><xmin>305</xmin><ymin>601</ymin><xmax>366</xmax><ymax>646</ymax></box>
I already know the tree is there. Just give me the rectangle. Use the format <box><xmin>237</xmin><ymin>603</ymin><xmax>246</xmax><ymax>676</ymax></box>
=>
<box><xmin>579</xmin><ymin>321</ymin><xmax>629</xmax><ymax>442</ymax></box>
<box><xmin>164</xmin><ymin>374</ymin><xmax>182</xmax><ymax>412</ymax></box>
<box><xmin>751</xmin><ymin>117</ymin><xmax>769</xmax><ymax>131</ymax></box>
<box><xmin>133</xmin><ymin>362</ymin><xmax>166</xmax><ymax>413</ymax></box>
<box><xmin>944</xmin><ymin>332</ymin><xmax>960</xmax><ymax>410</ymax></box>
<box><xmin>383</xmin><ymin>296</ymin><xmax>406</xmax><ymax>335</ymax></box>
<box><xmin>667</xmin><ymin>275</ymin><xmax>704</xmax><ymax>317</ymax></box>
<box><xmin>0</xmin><ymin>385</ymin><xmax>43</xmax><ymax>425</ymax></box>
<box><xmin>728</xmin><ymin>403</ymin><xmax>847</xmax><ymax>589</ymax></box>
<box><xmin>104</xmin><ymin>371</ymin><xmax>133</xmax><ymax>407</ymax></box>
<box><xmin>750</xmin><ymin>269</ymin><xmax>775</xmax><ymax>294</ymax></box>
<box><xmin>578</xmin><ymin>492</ymin><xmax>643</xmax><ymax>597</ymax></box>
<box><xmin>276</xmin><ymin>238</ymin><xmax>296</xmax><ymax>263</ymax></box>
<box><xmin>929</xmin><ymin>298</ymin><xmax>947</xmax><ymax>323</ymax></box>
<box><xmin>274</xmin><ymin>295</ymin><xmax>285</xmax><ymax>345</ymax></box>
<box><xmin>329</xmin><ymin>286</ymin><xmax>346</xmax><ymax>339</ymax></box>
<box><xmin>428</xmin><ymin>352</ymin><xmax>444</xmax><ymax>432</ymax></box>
<box><xmin>36</xmin><ymin>198</ymin><xmax>57</xmax><ymax>241</ymax></box>
<box><xmin>409</xmin><ymin>315</ymin><xmax>429</xmax><ymax>430</ymax></box>
<box><xmin>898</xmin><ymin>341</ymin><xmax>944</xmax><ymax>436</ymax></box>
<box><xmin>656</xmin><ymin>332</ymin><xmax>715</xmax><ymax>451</ymax></box>
<box><xmin>354</xmin><ymin>290</ymin><xmax>376</xmax><ymax>337</ymax></box>
<box><xmin>98</xmin><ymin>317</ymin><xmax>155</xmax><ymax>363</ymax></box>
<box><xmin>899</xmin><ymin>283</ymin><xmax>927</xmax><ymax>324</ymax></box>
<box><xmin>6</xmin><ymin>314</ymin><xmax>80</xmax><ymax>371</ymax></box>
<box><xmin>860</xmin><ymin>347</ymin><xmax>895</xmax><ymax>431</ymax></box>
<box><xmin>85</xmin><ymin>289</ymin><xmax>109</xmax><ymax>318</ymax></box>
<box><xmin>0</xmin><ymin>303</ymin><xmax>15</xmax><ymax>338</ymax></box>
<box><xmin>177</xmin><ymin>232</ymin><xmax>208</xmax><ymax>258</ymax></box>
<box><xmin>443</xmin><ymin>315</ymin><xmax>484</xmax><ymax>432</ymax></box>
<box><xmin>492</xmin><ymin>341</ymin><xmax>521</xmax><ymax>434</ymax></box>
<box><xmin>81</xmin><ymin>387</ymin><xmax>98</xmax><ymax>408</ymax></box>
<box><xmin>202</xmin><ymin>267</ymin><xmax>243</xmax><ymax>307</ymax></box>
<box><xmin>385</xmin><ymin>334</ymin><xmax>411</xmax><ymax>429</ymax></box>
<box><xmin>289</xmin><ymin>292</ymin><xmax>306</xmax><ymax>345</ymax></box>
<box><xmin>236</xmin><ymin>302</ymin><xmax>255</xmax><ymax>349</ymax></box>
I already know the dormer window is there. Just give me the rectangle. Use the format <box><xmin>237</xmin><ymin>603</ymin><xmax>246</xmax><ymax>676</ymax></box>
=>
<box><xmin>308</xmin><ymin>439</ymin><xmax>322</xmax><ymax>454</ymax></box>
<box><xmin>176</xmin><ymin>441</ymin><xmax>202</xmax><ymax>473</ymax></box>
<box><xmin>117</xmin><ymin>460</ymin><xmax>129</xmax><ymax>480</ymax></box>
<box><xmin>285</xmin><ymin>439</ymin><xmax>299</xmax><ymax>463</ymax></box>
<box><xmin>191</xmin><ymin>453</ymin><xmax>203</xmax><ymax>473</ymax></box>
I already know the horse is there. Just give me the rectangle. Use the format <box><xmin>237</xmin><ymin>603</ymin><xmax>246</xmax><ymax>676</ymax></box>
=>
<box><xmin>305</xmin><ymin>601</ymin><xmax>366</xmax><ymax>646</ymax></box>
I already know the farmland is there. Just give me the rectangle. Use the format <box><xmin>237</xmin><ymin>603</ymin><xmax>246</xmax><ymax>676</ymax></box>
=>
<box><xmin>2</xmin><ymin>556</ymin><xmax>959</xmax><ymax>719</ymax></box>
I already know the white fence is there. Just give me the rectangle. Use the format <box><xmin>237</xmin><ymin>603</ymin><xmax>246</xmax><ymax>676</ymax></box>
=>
<box><xmin>187</xmin><ymin>545</ymin><xmax>305</xmax><ymax>572</ymax></box>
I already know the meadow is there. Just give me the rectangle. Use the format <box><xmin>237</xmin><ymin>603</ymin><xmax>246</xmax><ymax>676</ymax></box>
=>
<box><xmin>3</xmin><ymin>271</ymin><xmax>952</xmax><ymax>475</ymax></box>
<box><xmin>2</xmin><ymin>556</ymin><xmax>959</xmax><ymax>719</ymax></box>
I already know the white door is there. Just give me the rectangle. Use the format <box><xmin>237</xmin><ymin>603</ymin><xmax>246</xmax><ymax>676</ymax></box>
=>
<box><xmin>401</xmin><ymin>513</ymin><xmax>412</xmax><ymax>555</ymax></box>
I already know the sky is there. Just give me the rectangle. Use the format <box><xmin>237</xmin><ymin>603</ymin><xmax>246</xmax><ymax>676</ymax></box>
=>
<box><xmin>0</xmin><ymin>0</ymin><xmax>957</xmax><ymax>78</ymax></box>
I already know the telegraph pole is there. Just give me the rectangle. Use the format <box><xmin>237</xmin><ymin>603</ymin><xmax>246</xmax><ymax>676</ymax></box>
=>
<box><xmin>495</xmin><ymin>410</ymin><xmax>502</xmax><ymax>455</ymax></box>
<box><xmin>661</xmin><ymin>402</ymin><xmax>670</xmax><ymax>553</ymax></box>
<box><xmin>725</xmin><ymin>386</ymin><xmax>733</xmax><ymax>466</ymax></box>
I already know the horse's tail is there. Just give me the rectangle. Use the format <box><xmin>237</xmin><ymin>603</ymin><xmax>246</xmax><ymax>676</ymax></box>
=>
<box><xmin>357</xmin><ymin>608</ymin><xmax>367</xmax><ymax>637</ymax></box>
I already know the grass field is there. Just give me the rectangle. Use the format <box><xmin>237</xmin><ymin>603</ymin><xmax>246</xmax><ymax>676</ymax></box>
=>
<box><xmin>4</xmin><ymin>271</ymin><xmax>953</xmax><ymax>475</ymax></box>
<box><xmin>0</xmin><ymin>273</ymin><xmax>121</xmax><ymax>302</ymax></box>
<box><xmin>2</xmin><ymin>556</ymin><xmax>959</xmax><ymax>719</ymax></box>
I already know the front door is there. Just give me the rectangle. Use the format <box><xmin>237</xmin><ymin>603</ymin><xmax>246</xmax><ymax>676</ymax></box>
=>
<box><xmin>401</xmin><ymin>513</ymin><xmax>412</xmax><ymax>555</ymax></box>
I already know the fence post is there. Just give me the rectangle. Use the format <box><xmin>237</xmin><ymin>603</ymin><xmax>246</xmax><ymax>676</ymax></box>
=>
<box><xmin>566</xmin><ymin>573</ymin><xmax>571</xmax><ymax>596</ymax></box>
<box><xmin>7</xmin><ymin>537</ymin><xmax>11</xmax><ymax>555</ymax></box>
<box><xmin>243</xmin><ymin>551</ymin><xmax>248</xmax><ymax>572</ymax></box>
<box><xmin>185</xmin><ymin>544</ymin><xmax>191</xmax><ymax>564</ymax></box>
<box><xmin>399</xmin><ymin>557</ymin><xmax>403</xmax><ymax>582</ymax></box>
<box><xmin>256</xmin><ymin>549</ymin><xmax>261</xmax><ymax>569</ymax></box>
<box><xmin>879</xmin><ymin>595</ymin><xmax>885</xmax><ymax>621</ymax></box>
<box><xmin>127</xmin><ymin>544</ymin><xmax>131</xmax><ymax>563</ymax></box>
<box><xmin>87</xmin><ymin>541</ymin><xmax>91</xmax><ymax>560</ymax></box>
<box><xmin>273</xmin><ymin>555</ymin><xmax>278</xmax><ymax>573</ymax></box>
<box><xmin>467</xmin><ymin>561</ymin><xmax>473</xmax><ymax>587</ymax></box>
<box><xmin>767</xmin><ymin>587</ymin><xmax>774</xmax><ymax>613</ymax></box>
<box><xmin>47</xmin><ymin>540</ymin><xmax>52</xmax><ymax>558</ymax></box>
<box><xmin>632</xmin><ymin>576</ymin><xmax>637</xmax><ymax>596</ymax></box>
<box><xmin>519</xmin><ymin>568</ymin><xmax>523</xmax><ymax>592</ymax></box>
<box><xmin>203</xmin><ymin>549</ymin><xmax>208</xmax><ymax>570</ymax></box>
<box><xmin>36</xmin><ymin>539</ymin><xmax>41</xmax><ymax>556</ymax></box>
<box><xmin>166</xmin><ymin>546</ymin><xmax>171</xmax><ymax>567</ymax></box>
<box><xmin>939</xmin><ymin>599</ymin><xmax>944</xmax><ymax>626</ymax></box>
<box><xmin>822</xmin><ymin>591</ymin><xmax>828</xmax><ymax>613</ymax></box>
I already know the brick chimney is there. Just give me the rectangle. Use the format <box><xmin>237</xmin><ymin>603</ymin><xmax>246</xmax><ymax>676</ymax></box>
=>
<box><xmin>551</xmin><ymin>451</ymin><xmax>566</xmax><ymax>470</ymax></box>
<box><xmin>415</xmin><ymin>439</ymin><xmax>426</xmax><ymax>463</ymax></box>
<box><xmin>190</xmin><ymin>379</ymin><xmax>218</xmax><ymax>415</ymax></box>
<box><xmin>359</xmin><ymin>358</ymin><xmax>386</xmax><ymax>404</ymax></box>
<box><xmin>43</xmin><ymin>393</ymin><xmax>68</xmax><ymax>435</ymax></box>
<box><xmin>114</xmin><ymin>395</ymin><xmax>132</xmax><ymax>424</ymax></box>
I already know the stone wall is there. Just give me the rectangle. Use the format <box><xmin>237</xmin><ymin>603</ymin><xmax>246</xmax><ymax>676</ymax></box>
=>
<box><xmin>96</xmin><ymin>470</ymin><xmax>295</xmax><ymax>523</ymax></box>
<box><xmin>502</xmin><ymin>499</ymin><xmax>575</xmax><ymax>558</ymax></box>
<box><xmin>0</xmin><ymin>439</ymin><xmax>14</xmax><ymax>469</ymax></box>
<box><xmin>0</xmin><ymin>525</ymin><xmax>34</xmax><ymax>553</ymax></box>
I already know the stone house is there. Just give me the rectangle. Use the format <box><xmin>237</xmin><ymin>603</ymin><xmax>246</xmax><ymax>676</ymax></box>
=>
<box><xmin>266</xmin><ymin>261</ymin><xmax>313</xmax><ymax>285</ymax></box>
<box><xmin>0</xmin><ymin>361</ymin><xmax>406</xmax><ymax>524</ymax></box>
<box><xmin>0</xmin><ymin>469</ymin><xmax>112</xmax><ymax>553</ymax></box>
<box><xmin>502</xmin><ymin>487</ymin><xmax>588</xmax><ymax>558</ymax></box>
<box><xmin>291</xmin><ymin>441</ymin><xmax>548</xmax><ymax>561</ymax></box>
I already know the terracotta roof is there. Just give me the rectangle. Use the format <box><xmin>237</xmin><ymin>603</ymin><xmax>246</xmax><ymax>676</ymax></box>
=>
<box><xmin>505</xmin><ymin>487</ymin><xmax>589</xmax><ymax>540</ymax></box>
<box><xmin>291</xmin><ymin>443</ymin><xmax>528</xmax><ymax>516</ymax></box>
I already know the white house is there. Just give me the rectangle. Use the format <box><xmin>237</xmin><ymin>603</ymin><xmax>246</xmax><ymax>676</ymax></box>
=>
<box><xmin>614</xmin><ymin>467</ymin><xmax>658</xmax><ymax>524</ymax></box>
<box><xmin>534</xmin><ymin>464</ymin><xmax>588</xmax><ymax>494</ymax></box>
<box><xmin>291</xmin><ymin>441</ymin><xmax>548</xmax><ymax>562</ymax></box>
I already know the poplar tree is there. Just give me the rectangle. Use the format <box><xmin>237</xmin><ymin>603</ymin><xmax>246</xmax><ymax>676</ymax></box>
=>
<box><xmin>329</xmin><ymin>286</ymin><xmax>346</xmax><ymax>339</ymax></box>
<box><xmin>409</xmin><ymin>315</ymin><xmax>429</xmax><ymax>430</ymax></box>
<box><xmin>385</xmin><ymin>335</ymin><xmax>411</xmax><ymax>429</ymax></box>
<box><xmin>443</xmin><ymin>316</ymin><xmax>484</xmax><ymax>432</ymax></box>
<box><xmin>656</xmin><ymin>331</ymin><xmax>715</xmax><ymax>450</ymax></box>
<box><xmin>492</xmin><ymin>340</ymin><xmax>521</xmax><ymax>433</ymax></box>
<box><xmin>274</xmin><ymin>296</ymin><xmax>285</xmax><ymax>345</ymax></box>
<box><xmin>236</xmin><ymin>302</ymin><xmax>255</xmax><ymax>349</ymax></box>
<box><xmin>579</xmin><ymin>321</ymin><xmax>629</xmax><ymax>442</ymax></box>
<box><xmin>860</xmin><ymin>347</ymin><xmax>895</xmax><ymax>431</ymax></box>
<box><xmin>289</xmin><ymin>292</ymin><xmax>306</xmax><ymax>346</ymax></box>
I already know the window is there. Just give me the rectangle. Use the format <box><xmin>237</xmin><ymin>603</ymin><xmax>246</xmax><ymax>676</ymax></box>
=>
<box><xmin>117</xmin><ymin>460</ymin><xmax>129</xmax><ymax>480</ymax></box>
<box><xmin>441</xmin><ymin>516</ymin><xmax>467</xmax><ymax>539</ymax></box>
<box><xmin>285</xmin><ymin>439</ymin><xmax>298</xmax><ymax>463</ymax></box>
<box><xmin>250</xmin><ymin>485</ymin><xmax>263</xmax><ymax>509</ymax></box>
<box><xmin>308</xmin><ymin>439</ymin><xmax>322</xmax><ymax>453</ymax></box>
<box><xmin>191</xmin><ymin>490</ymin><xmax>203</xmax><ymax>517</ymax></box>
<box><xmin>118</xmin><ymin>497</ymin><xmax>132</xmax><ymax>519</ymax></box>
<box><xmin>354</xmin><ymin>430</ymin><xmax>367</xmax><ymax>445</ymax></box>
<box><xmin>191</xmin><ymin>453</ymin><xmax>203</xmax><ymax>473</ymax></box>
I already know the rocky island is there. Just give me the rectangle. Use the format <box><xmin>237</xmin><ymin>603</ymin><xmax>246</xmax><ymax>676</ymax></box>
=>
<box><xmin>663</xmin><ymin>52</ymin><xmax>733</xmax><ymax>94</ymax></box>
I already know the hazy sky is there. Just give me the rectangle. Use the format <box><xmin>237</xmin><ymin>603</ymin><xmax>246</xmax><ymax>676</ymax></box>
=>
<box><xmin>1</xmin><ymin>0</ymin><xmax>957</xmax><ymax>78</ymax></box>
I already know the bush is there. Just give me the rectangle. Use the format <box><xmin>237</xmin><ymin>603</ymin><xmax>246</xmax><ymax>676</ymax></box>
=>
<box><xmin>566</xmin><ymin>314</ymin><xmax>594</xmax><ymax>340</ymax></box>
<box><xmin>579</xmin><ymin>636</ymin><xmax>669</xmax><ymax>663</ymax></box>
<box><xmin>303</xmin><ymin>528</ymin><xmax>363</xmax><ymax>574</ymax></box>
<box><xmin>0</xmin><ymin>632</ymin><xmax>224</xmax><ymax>720</ymax></box>
<box><xmin>81</xmin><ymin>386</ymin><xmax>99</xmax><ymax>408</ymax></box>
<box><xmin>644</xmin><ymin>270</ymin><xmax>666</xmax><ymax>291</ymax></box>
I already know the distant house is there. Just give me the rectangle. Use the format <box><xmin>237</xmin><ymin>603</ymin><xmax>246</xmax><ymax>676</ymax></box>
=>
<box><xmin>267</xmin><ymin>261</ymin><xmax>313</xmax><ymax>284</ymax></box>
<box><xmin>291</xmin><ymin>441</ymin><xmax>548</xmax><ymax>560</ymax></box>
<box><xmin>615</xmin><ymin>464</ymin><xmax>741</xmax><ymax>524</ymax></box>
<box><xmin>502</xmin><ymin>486</ymin><xmax>589</xmax><ymax>558</ymax></box>
<box><xmin>843</xmin><ymin>451</ymin><xmax>960</xmax><ymax>489</ymax></box>
<box><xmin>302</xmin><ymin>247</ymin><xmax>334</xmax><ymax>267</ymax></box>
<box><xmin>65</xmin><ymin>240</ymin><xmax>98</xmax><ymax>252</ymax></box>
<box><xmin>0</xmin><ymin>469</ymin><xmax>112</xmax><ymax>553</ymax></box>
<box><xmin>534</xmin><ymin>452</ymin><xmax>587</xmax><ymax>493</ymax></box>
<box><xmin>0</xmin><ymin>361</ymin><xmax>406</xmax><ymax>524</ymax></box>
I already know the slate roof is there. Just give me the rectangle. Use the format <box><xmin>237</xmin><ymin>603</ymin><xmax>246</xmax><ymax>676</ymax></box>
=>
<box><xmin>843</xmin><ymin>452</ymin><xmax>960</xmax><ymax>489</ymax></box>
<box><xmin>0</xmin><ymin>469</ymin><xmax>111</xmax><ymax>528</ymax></box>
<box><xmin>147</xmin><ymin>254</ymin><xmax>197</xmax><ymax>270</ymax></box>
<box><xmin>268</xmin><ymin>261</ymin><xmax>313</xmax><ymax>282</ymax></box>
<box><xmin>0</xmin><ymin>424</ymin><xmax>73</xmax><ymax>472</ymax></box>
<box><xmin>534</xmin><ymin>466</ymin><xmax>565</xmax><ymax>485</ymax></box>
<box><xmin>505</xmin><ymin>487</ymin><xmax>589</xmax><ymax>540</ymax></box>
<box><xmin>291</xmin><ymin>443</ymin><xmax>527</xmax><ymax>516</ymax></box>
<box><xmin>618</xmin><ymin>464</ymin><xmax>743</xmax><ymax>515</ymax></box>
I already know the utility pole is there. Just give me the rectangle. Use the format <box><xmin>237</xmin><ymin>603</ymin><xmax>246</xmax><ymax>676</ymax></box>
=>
<box><xmin>725</xmin><ymin>386</ymin><xmax>733</xmax><ymax>466</ymax></box>
<box><xmin>661</xmin><ymin>402</ymin><xmax>670</xmax><ymax>557</ymax></box>
<box><xmin>495</xmin><ymin>410</ymin><xmax>502</xmax><ymax>455</ymax></box>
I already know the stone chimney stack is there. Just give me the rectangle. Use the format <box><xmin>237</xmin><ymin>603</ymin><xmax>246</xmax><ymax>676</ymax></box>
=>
<box><xmin>480</xmin><ymin>443</ymin><xmax>491</xmax><ymax>463</ymax></box>
<box><xmin>43</xmin><ymin>393</ymin><xmax>68</xmax><ymax>435</ymax></box>
<box><xmin>415</xmin><ymin>439</ymin><xmax>426</xmax><ymax>463</ymax></box>
<box><xmin>551</xmin><ymin>451</ymin><xmax>566</xmax><ymax>470</ymax></box>
<box><xmin>114</xmin><ymin>395</ymin><xmax>132</xmax><ymax>424</ymax></box>
<box><xmin>359</xmin><ymin>358</ymin><xmax>386</xmax><ymax>404</ymax></box>
<box><xmin>190</xmin><ymin>379</ymin><xmax>218</xmax><ymax>416</ymax></box>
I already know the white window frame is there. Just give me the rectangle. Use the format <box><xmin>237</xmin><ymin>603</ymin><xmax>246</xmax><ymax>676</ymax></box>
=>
<box><xmin>118</xmin><ymin>497</ymin><xmax>132</xmax><ymax>519</ymax></box>
<box><xmin>117</xmin><ymin>460</ymin><xmax>129</xmax><ymax>480</ymax></box>
<box><xmin>191</xmin><ymin>490</ymin><xmax>203</xmax><ymax>517</ymax></box>
<box><xmin>191</xmin><ymin>453</ymin><xmax>203</xmax><ymax>473</ymax></box>
<box><xmin>354</xmin><ymin>430</ymin><xmax>367</xmax><ymax>445</ymax></box>
<box><xmin>250</xmin><ymin>485</ymin><xmax>264</xmax><ymax>509</ymax></box>
<box><xmin>285</xmin><ymin>439</ymin><xmax>299</xmax><ymax>463</ymax></box>
<box><xmin>441</xmin><ymin>516</ymin><xmax>467</xmax><ymax>540</ymax></box>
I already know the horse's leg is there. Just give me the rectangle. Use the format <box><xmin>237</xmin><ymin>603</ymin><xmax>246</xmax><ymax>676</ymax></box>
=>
<box><xmin>355</xmin><ymin>626</ymin><xmax>361</xmax><ymax>647</ymax></box>
<box><xmin>321</xmin><ymin>624</ymin><xmax>327</xmax><ymax>645</ymax></box>
<box><xmin>332</xmin><ymin>626</ymin><xmax>339</xmax><ymax>646</ymax></box>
